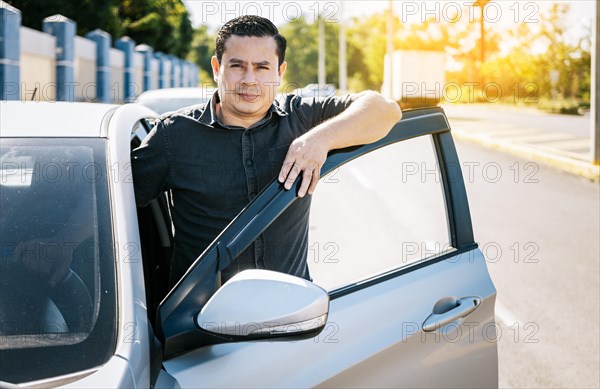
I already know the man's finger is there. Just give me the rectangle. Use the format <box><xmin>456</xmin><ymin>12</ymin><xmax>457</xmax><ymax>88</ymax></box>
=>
<box><xmin>278</xmin><ymin>159</ymin><xmax>295</xmax><ymax>183</ymax></box>
<box><xmin>298</xmin><ymin>168</ymin><xmax>314</xmax><ymax>197</ymax></box>
<box><xmin>308</xmin><ymin>167</ymin><xmax>320</xmax><ymax>195</ymax></box>
<box><xmin>284</xmin><ymin>162</ymin><xmax>301</xmax><ymax>190</ymax></box>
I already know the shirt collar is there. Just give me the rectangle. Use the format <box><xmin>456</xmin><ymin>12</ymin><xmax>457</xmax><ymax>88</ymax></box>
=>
<box><xmin>197</xmin><ymin>91</ymin><xmax>288</xmax><ymax>128</ymax></box>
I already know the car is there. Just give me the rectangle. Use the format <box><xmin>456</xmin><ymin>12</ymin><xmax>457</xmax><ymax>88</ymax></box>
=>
<box><xmin>0</xmin><ymin>101</ymin><xmax>498</xmax><ymax>388</ymax></box>
<box><xmin>136</xmin><ymin>87</ymin><xmax>213</xmax><ymax>114</ymax></box>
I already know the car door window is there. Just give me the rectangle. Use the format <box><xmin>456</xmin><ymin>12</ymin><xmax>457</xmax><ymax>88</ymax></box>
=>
<box><xmin>309</xmin><ymin>135</ymin><xmax>450</xmax><ymax>290</ymax></box>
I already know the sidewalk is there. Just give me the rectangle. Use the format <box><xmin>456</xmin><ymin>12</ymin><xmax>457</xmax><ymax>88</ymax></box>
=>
<box><xmin>441</xmin><ymin>104</ymin><xmax>600</xmax><ymax>181</ymax></box>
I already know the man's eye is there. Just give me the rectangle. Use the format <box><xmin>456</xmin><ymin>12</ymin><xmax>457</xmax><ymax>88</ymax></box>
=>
<box><xmin>231</xmin><ymin>64</ymin><xmax>242</xmax><ymax>68</ymax></box>
<box><xmin>259</xmin><ymin>66</ymin><xmax>269</xmax><ymax>70</ymax></box>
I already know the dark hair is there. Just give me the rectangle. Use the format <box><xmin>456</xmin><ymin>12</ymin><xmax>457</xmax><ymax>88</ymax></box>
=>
<box><xmin>215</xmin><ymin>15</ymin><xmax>287</xmax><ymax>66</ymax></box>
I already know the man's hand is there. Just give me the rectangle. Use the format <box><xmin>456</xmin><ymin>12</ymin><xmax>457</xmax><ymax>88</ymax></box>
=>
<box><xmin>278</xmin><ymin>91</ymin><xmax>401</xmax><ymax>197</ymax></box>
<box><xmin>278</xmin><ymin>131</ymin><xmax>330</xmax><ymax>198</ymax></box>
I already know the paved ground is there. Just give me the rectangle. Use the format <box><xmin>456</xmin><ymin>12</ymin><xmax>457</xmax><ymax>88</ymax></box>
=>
<box><xmin>441</xmin><ymin>104</ymin><xmax>599</xmax><ymax>180</ymax></box>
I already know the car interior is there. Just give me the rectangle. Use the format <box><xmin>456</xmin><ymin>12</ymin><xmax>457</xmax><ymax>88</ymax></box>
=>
<box><xmin>0</xmin><ymin>146</ymin><xmax>95</xmax><ymax>337</ymax></box>
<box><xmin>130</xmin><ymin>120</ymin><xmax>175</xmax><ymax>331</ymax></box>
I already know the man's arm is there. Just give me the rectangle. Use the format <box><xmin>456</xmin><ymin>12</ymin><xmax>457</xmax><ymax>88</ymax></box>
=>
<box><xmin>131</xmin><ymin>119</ymin><xmax>172</xmax><ymax>207</ymax></box>
<box><xmin>278</xmin><ymin>90</ymin><xmax>402</xmax><ymax>197</ymax></box>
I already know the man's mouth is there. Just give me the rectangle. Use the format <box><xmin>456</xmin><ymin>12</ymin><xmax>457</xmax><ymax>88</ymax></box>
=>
<box><xmin>237</xmin><ymin>92</ymin><xmax>260</xmax><ymax>101</ymax></box>
<box><xmin>238</xmin><ymin>93</ymin><xmax>260</xmax><ymax>101</ymax></box>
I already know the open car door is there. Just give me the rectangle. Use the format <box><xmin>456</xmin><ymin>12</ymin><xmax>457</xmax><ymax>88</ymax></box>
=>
<box><xmin>158</xmin><ymin>107</ymin><xmax>498</xmax><ymax>388</ymax></box>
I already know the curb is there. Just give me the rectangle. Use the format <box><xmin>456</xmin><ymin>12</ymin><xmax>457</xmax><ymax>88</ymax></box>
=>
<box><xmin>451</xmin><ymin>127</ymin><xmax>600</xmax><ymax>182</ymax></box>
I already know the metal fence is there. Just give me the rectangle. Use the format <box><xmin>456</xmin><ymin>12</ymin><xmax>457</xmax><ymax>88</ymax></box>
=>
<box><xmin>0</xmin><ymin>1</ymin><xmax>200</xmax><ymax>103</ymax></box>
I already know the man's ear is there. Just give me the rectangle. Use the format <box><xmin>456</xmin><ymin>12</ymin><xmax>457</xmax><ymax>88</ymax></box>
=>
<box><xmin>278</xmin><ymin>61</ymin><xmax>287</xmax><ymax>80</ymax></box>
<box><xmin>211</xmin><ymin>56</ymin><xmax>220</xmax><ymax>83</ymax></box>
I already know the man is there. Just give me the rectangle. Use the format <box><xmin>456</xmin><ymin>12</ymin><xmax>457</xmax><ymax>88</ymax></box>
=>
<box><xmin>132</xmin><ymin>15</ymin><xmax>401</xmax><ymax>286</ymax></box>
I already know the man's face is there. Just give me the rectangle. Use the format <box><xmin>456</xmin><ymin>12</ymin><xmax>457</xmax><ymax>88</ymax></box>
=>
<box><xmin>211</xmin><ymin>35</ymin><xmax>286</xmax><ymax>126</ymax></box>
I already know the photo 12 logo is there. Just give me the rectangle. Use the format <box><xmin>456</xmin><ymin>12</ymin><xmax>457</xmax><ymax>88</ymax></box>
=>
<box><xmin>200</xmin><ymin>1</ymin><xmax>340</xmax><ymax>24</ymax></box>
<box><xmin>398</xmin><ymin>2</ymin><xmax>540</xmax><ymax>24</ymax></box>
<box><xmin>400</xmin><ymin>160</ymin><xmax>540</xmax><ymax>184</ymax></box>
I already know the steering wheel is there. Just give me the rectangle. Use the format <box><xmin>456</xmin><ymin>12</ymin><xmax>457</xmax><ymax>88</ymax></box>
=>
<box><xmin>49</xmin><ymin>269</ymin><xmax>94</xmax><ymax>333</ymax></box>
<box><xmin>0</xmin><ymin>266</ymin><xmax>92</xmax><ymax>336</ymax></box>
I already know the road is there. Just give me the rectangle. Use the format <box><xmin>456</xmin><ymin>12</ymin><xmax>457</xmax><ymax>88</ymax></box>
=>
<box><xmin>443</xmin><ymin>103</ymin><xmax>592</xmax><ymax>138</ymax></box>
<box><xmin>307</xmin><ymin>136</ymin><xmax>600</xmax><ymax>388</ymax></box>
<box><xmin>441</xmin><ymin>103</ymin><xmax>596</xmax><ymax>166</ymax></box>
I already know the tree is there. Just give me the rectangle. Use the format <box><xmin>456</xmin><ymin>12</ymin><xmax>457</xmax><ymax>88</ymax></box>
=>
<box><xmin>6</xmin><ymin>0</ymin><xmax>121</xmax><ymax>36</ymax></box>
<box><xmin>278</xmin><ymin>16</ymin><xmax>319</xmax><ymax>91</ymax></box>
<box><xmin>119</xmin><ymin>0</ymin><xmax>193</xmax><ymax>58</ymax></box>
<box><xmin>474</xmin><ymin>3</ymin><xmax>590</xmax><ymax>108</ymax></box>
<box><xmin>278</xmin><ymin>16</ymin><xmax>344</xmax><ymax>91</ymax></box>
<box><xmin>7</xmin><ymin>0</ymin><xmax>193</xmax><ymax>57</ymax></box>
<box><xmin>345</xmin><ymin>13</ymin><xmax>390</xmax><ymax>91</ymax></box>
<box><xmin>189</xmin><ymin>25</ymin><xmax>215</xmax><ymax>86</ymax></box>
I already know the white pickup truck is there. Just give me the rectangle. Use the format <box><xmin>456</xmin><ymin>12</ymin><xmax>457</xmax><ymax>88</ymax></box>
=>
<box><xmin>382</xmin><ymin>50</ymin><xmax>446</xmax><ymax>108</ymax></box>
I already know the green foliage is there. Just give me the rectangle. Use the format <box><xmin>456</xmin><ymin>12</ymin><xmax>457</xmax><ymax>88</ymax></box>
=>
<box><xmin>6</xmin><ymin>0</ymin><xmax>193</xmax><ymax>57</ymax></box>
<box><xmin>278</xmin><ymin>17</ymin><xmax>315</xmax><ymax>89</ymax></box>
<box><xmin>6</xmin><ymin>0</ymin><xmax>121</xmax><ymax>36</ymax></box>
<box><xmin>537</xmin><ymin>97</ymin><xmax>586</xmax><ymax>115</ymax></box>
<box><xmin>470</xmin><ymin>4</ymin><xmax>591</xmax><ymax>107</ymax></box>
<box><xmin>189</xmin><ymin>25</ymin><xmax>215</xmax><ymax>86</ymax></box>
<box><xmin>345</xmin><ymin>13</ymin><xmax>390</xmax><ymax>91</ymax></box>
<box><xmin>119</xmin><ymin>0</ymin><xmax>193</xmax><ymax>58</ymax></box>
<box><xmin>279</xmin><ymin>17</ymin><xmax>322</xmax><ymax>90</ymax></box>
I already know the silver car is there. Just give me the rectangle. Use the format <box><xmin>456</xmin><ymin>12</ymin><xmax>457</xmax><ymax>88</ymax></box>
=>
<box><xmin>0</xmin><ymin>101</ymin><xmax>498</xmax><ymax>388</ymax></box>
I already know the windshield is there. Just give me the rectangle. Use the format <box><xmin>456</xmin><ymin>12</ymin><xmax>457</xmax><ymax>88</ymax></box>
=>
<box><xmin>0</xmin><ymin>138</ymin><xmax>117</xmax><ymax>384</ymax></box>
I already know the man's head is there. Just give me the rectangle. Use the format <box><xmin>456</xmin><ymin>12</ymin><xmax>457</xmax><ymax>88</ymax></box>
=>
<box><xmin>211</xmin><ymin>16</ymin><xmax>288</xmax><ymax>128</ymax></box>
<box><xmin>215</xmin><ymin>15</ymin><xmax>287</xmax><ymax>67</ymax></box>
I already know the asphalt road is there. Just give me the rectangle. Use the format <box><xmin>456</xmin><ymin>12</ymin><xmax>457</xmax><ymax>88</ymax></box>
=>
<box><xmin>307</xmin><ymin>137</ymin><xmax>600</xmax><ymax>388</ymax></box>
<box><xmin>443</xmin><ymin>103</ymin><xmax>592</xmax><ymax>138</ymax></box>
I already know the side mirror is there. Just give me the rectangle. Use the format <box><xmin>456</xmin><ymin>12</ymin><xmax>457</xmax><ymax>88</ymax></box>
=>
<box><xmin>196</xmin><ymin>270</ymin><xmax>329</xmax><ymax>340</ymax></box>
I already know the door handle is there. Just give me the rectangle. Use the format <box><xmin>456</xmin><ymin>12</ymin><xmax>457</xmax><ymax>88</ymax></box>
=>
<box><xmin>422</xmin><ymin>296</ymin><xmax>481</xmax><ymax>332</ymax></box>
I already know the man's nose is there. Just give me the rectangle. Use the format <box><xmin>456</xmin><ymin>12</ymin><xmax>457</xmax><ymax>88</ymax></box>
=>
<box><xmin>240</xmin><ymin>69</ymin><xmax>258</xmax><ymax>85</ymax></box>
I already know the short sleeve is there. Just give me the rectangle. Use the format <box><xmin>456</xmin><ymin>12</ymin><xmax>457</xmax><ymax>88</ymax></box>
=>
<box><xmin>292</xmin><ymin>94</ymin><xmax>360</xmax><ymax>130</ymax></box>
<box><xmin>131</xmin><ymin>120</ymin><xmax>172</xmax><ymax>207</ymax></box>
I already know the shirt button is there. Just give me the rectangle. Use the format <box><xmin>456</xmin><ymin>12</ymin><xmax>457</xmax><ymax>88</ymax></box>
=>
<box><xmin>246</xmin><ymin>159</ymin><xmax>253</xmax><ymax>167</ymax></box>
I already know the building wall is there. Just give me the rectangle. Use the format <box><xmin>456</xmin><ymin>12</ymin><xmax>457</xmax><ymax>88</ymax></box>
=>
<box><xmin>75</xmin><ymin>36</ymin><xmax>96</xmax><ymax>102</ymax></box>
<box><xmin>20</xmin><ymin>27</ymin><xmax>56</xmax><ymax>101</ymax></box>
<box><xmin>110</xmin><ymin>48</ymin><xmax>125</xmax><ymax>103</ymax></box>
<box><xmin>150</xmin><ymin>58</ymin><xmax>159</xmax><ymax>90</ymax></box>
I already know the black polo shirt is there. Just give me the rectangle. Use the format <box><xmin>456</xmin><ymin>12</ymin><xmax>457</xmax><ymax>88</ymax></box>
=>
<box><xmin>132</xmin><ymin>92</ymin><xmax>357</xmax><ymax>285</ymax></box>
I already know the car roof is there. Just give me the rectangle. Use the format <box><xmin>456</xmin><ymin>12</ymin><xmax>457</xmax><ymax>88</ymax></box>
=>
<box><xmin>136</xmin><ymin>87</ymin><xmax>213</xmax><ymax>115</ymax></box>
<box><xmin>0</xmin><ymin>101</ymin><xmax>118</xmax><ymax>138</ymax></box>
